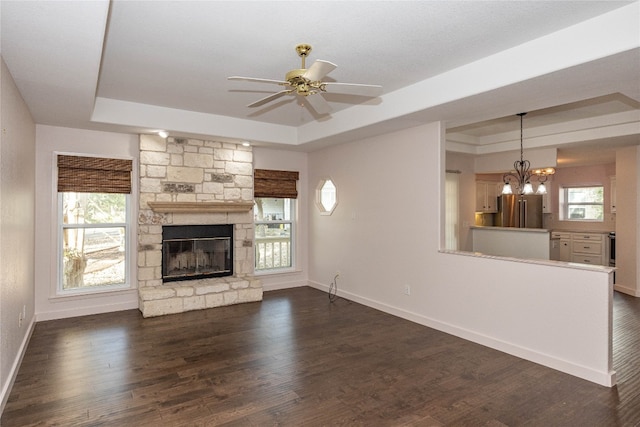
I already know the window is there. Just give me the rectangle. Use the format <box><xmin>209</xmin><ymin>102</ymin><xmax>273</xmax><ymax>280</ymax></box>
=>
<box><xmin>315</xmin><ymin>178</ymin><xmax>337</xmax><ymax>215</ymax></box>
<box><xmin>60</xmin><ymin>192</ymin><xmax>129</xmax><ymax>291</ymax></box>
<box><xmin>561</xmin><ymin>186</ymin><xmax>604</xmax><ymax>221</ymax></box>
<box><xmin>254</xmin><ymin>198</ymin><xmax>294</xmax><ymax>271</ymax></box>
<box><xmin>253</xmin><ymin>169</ymin><xmax>299</xmax><ymax>273</ymax></box>
<box><xmin>57</xmin><ymin>155</ymin><xmax>133</xmax><ymax>294</ymax></box>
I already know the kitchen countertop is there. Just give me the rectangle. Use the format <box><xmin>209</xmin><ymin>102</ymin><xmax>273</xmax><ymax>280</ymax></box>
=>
<box><xmin>551</xmin><ymin>229</ymin><xmax>614</xmax><ymax>234</ymax></box>
<box><xmin>471</xmin><ymin>226</ymin><xmax>550</xmax><ymax>233</ymax></box>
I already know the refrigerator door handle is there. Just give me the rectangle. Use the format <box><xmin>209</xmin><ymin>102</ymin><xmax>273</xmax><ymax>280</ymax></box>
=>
<box><xmin>522</xmin><ymin>199</ymin><xmax>527</xmax><ymax>227</ymax></box>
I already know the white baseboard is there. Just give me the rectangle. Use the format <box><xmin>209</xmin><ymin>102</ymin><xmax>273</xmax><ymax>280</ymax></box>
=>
<box><xmin>1</xmin><ymin>315</ymin><xmax>36</xmax><ymax>414</ymax></box>
<box><xmin>36</xmin><ymin>300</ymin><xmax>139</xmax><ymax>322</ymax></box>
<box><xmin>307</xmin><ymin>280</ymin><xmax>616</xmax><ymax>387</ymax></box>
<box><xmin>614</xmin><ymin>284</ymin><xmax>639</xmax><ymax>297</ymax></box>
<box><xmin>261</xmin><ymin>279</ymin><xmax>307</xmax><ymax>292</ymax></box>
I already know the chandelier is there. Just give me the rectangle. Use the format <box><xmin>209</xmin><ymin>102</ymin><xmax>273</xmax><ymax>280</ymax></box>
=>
<box><xmin>502</xmin><ymin>113</ymin><xmax>555</xmax><ymax>195</ymax></box>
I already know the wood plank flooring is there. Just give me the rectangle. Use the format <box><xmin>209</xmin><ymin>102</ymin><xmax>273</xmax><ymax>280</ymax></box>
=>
<box><xmin>2</xmin><ymin>287</ymin><xmax>639</xmax><ymax>426</ymax></box>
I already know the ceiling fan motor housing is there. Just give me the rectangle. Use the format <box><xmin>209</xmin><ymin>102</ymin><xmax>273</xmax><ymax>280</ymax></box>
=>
<box><xmin>285</xmin><ymin>69</ymin><xmax>318</xmax><ymax>96</ymax></box>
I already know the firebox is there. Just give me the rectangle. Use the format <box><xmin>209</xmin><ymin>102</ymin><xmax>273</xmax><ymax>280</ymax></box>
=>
<box><xmin>162</xmin><ymin>224</ymin><xmax>233</xmax><ymax>282</ymax></box>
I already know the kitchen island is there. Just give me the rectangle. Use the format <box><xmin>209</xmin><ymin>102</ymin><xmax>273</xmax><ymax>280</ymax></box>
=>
<box><xmin>471</xmin><ymin>226</ymin><xmax>551</xmax><ymax>260</ymax></box>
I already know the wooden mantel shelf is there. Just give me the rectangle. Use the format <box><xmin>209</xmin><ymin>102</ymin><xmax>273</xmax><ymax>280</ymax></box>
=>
<box><xmin>147</xmin><ymin>201</ymin><xmax>254</xmax><ymax>213</ymax></box>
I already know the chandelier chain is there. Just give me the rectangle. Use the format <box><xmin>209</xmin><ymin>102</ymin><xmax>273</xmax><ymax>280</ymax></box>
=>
<box><xmin>501</xmin><ymin>112</ymin><xmax>555</xmax><ymax>196</ymax></box>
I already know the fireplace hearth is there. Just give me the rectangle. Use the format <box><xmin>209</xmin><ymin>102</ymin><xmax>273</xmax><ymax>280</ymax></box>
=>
<box><xmin>162</xmin><ymin>224</ymin><xmax>233</xmax><ymax>282</ymax></box>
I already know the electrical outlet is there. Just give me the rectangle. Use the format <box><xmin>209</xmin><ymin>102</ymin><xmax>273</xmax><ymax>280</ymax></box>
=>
<box><xmin>336</xmin><ymin>271</ymin><xmax>340</xmax><ymax>278</ymax></box>
<box><xmin>18</xmin><ymin>313</ymin><xmax>23</xmax><ymax>328</ymax></box>
<box><xmin>404</xmin><ymin>284</ymin><xmax>411</xmax><ymax>296</ymax></box>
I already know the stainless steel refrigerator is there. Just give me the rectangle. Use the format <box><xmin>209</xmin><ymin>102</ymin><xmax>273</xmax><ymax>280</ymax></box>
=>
<box><xmin>496</xmin><ymin>194</ymin><xmax>543</xmax><ymax>228</ymax></box>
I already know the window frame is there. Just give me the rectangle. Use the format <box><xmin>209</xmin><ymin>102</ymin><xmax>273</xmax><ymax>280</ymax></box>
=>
<box><xmin>315</xmin><ymin>177</ymin><xmax>338</xmax><ymax>215</ymax></box>
<box><xmin>57</xmin><ymin>192</ymin><xmax>133</xmax><ymax>296</ymax></box>
<box><xmin>254</xmin><ymin>197</ymin><xmax>296</xmax><ymax>274</ymax></box>
<box><xmin>561</xmin><ymin>185</ymin><xmax>605</xmax><ymax>222</ymax></box>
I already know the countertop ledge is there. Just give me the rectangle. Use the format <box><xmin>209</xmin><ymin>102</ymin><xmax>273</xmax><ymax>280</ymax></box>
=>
<box><xmin>440</xmin><ymin>249</ymin><xmax>615</xmax><ymax>273</ymax></box>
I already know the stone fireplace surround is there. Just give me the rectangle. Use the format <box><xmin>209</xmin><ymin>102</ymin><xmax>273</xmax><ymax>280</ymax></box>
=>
<box><xmin>137</xmin><ymin>135</ymin><xmax>261</xmax><ymax>317</ymax></box>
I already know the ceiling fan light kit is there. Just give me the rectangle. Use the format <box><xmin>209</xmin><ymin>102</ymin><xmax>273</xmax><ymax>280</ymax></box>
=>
<box><xmin>228</xmin><ymin>44</ymin><xmax>382</xmax><ymax>115</ymax></box>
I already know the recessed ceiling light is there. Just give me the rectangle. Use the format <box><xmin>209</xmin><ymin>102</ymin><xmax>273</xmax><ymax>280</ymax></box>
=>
<box><xmin>242</xmin><ymin>141</ymin><xmax>251</xmax><ymax>147</ymax></box>
<box><xmin>158</xmin><ymin>130</ymin><xmax>168</xmax><ymax>138</ymax></box>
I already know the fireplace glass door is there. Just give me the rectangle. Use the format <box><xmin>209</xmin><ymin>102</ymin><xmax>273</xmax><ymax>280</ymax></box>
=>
<box><xmin>163</xmin><ymin>237</ymin><xmax>231</xmax><ymax>281</ymax></box>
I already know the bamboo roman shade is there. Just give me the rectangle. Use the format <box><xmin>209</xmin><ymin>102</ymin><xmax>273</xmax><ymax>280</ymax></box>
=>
<box><xmin>57</xmin><ymin>155</ymin><xmax>133</xmax><ymax>194</ymax></box>
<box><xmin>254</xmin><ymin>169</ymin><xmax>299</xmax><ymax>199</ymax></box>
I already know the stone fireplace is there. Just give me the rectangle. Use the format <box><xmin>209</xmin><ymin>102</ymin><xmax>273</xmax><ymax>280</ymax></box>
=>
<box><xmin>137</xmin><ymin>135</ymin><xmax>261</xmax><ymax>317</ymax></box>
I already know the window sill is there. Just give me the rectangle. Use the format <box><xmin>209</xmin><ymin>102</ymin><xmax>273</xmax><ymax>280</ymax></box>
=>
<box><xmin>50</xmin><ymin>285</ymin><xmax>137</xmax><ymax>302</ymax></box>
<box><xmin>255</xmin><ymin>267</ymin><xmax>301</xmax><ymax>277</ymax></box>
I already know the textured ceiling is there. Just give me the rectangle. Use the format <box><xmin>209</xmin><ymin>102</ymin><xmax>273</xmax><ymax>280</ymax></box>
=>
<box><xmin>96</xmin><ymin>1</ymin><xmax>632</xmax><ymax>126</ymax></box>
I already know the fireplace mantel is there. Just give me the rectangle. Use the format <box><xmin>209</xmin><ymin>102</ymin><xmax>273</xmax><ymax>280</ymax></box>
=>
<box><xmin>147</xmin><ymin>201</ymin><xmax>254</xmax><ymax>213</ymax></box>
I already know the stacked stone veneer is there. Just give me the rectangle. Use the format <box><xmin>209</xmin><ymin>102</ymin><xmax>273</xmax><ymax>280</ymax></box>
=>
<box><xmin>137</xmin><ymin>135</ymin><xmax>261</xmax><ymax>317</ymax></box>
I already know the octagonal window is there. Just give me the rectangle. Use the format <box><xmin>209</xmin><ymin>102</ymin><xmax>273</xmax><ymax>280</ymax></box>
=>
<box><xmin>316</xmin><ymin>178</ymin><xmax>337</xmax><ymax>215</ymax></box>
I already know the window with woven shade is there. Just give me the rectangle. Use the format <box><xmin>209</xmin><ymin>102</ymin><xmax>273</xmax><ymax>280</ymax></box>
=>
<box><xmin>57</xmin><ymin>155</ymin><xmax>133</xmax><ymax>294</ymax></box>
<box><xmin>253</xmin><ymin>169</ymin><xmax>298</xmax><ymax>272</ymax></box>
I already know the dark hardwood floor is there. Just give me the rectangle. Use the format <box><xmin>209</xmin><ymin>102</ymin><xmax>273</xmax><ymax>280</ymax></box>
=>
<box><xmin>2</xmin><ymin>287</ymin><xmax>639</xmax><ymax>426</ymax></box>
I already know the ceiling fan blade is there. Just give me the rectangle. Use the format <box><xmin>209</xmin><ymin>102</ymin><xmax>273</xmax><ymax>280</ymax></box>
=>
<box><xmin>303</xmin><ymin>60</ymin><xmax>337</xmax><ymax>82</ymax></box>
<box><xmin>323</xmin><ymin>82</ymin><xmax>383</xmax><ymax>97</ymax></box>
<box><xmin>304</xmin><ymin>93</ymin><xmax>332</xmax><ymax>115</ymax></box>
<box><xmin>247</xmin><ymin>89</ymin><xmax>293</xmax><ymax>108</ymax></box>
<box><xmin>228</xmin><ymin>76</ymin><xmax>288</xmax><ymax>85</ymax></box>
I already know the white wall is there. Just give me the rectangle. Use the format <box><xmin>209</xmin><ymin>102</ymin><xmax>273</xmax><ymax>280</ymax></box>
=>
<box><xmin>253</xmin><ymin>147</ymin><xmax>309</xmax><ymax>290</ymax></box>
<box><xmin>615</xmin><ymin>146</ymin><xmax>639</xmax><ymax>296</ymax></box>
<box><xmin>308</xmin><ymin>122</ymin><xmax>614</xmax><ymax>386</ymax></box>
<box><xmin>34</xmin><ymin>125</ymin><xmax>139</xmax><ymax>320</ymax></box>
<box><xmin>1</xmin><ymin>57</ymin><xmax>36</xmax><ymax>411</ymax></box>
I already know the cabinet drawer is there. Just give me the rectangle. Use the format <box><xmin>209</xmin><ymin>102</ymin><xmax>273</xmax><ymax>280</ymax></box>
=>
<box><xmin>571</xmin><ymin>254</ymin><xmax>602</xmax><ymax>265</ymax></box>
<box><xmin>571</xmin><ymin>233</ymin><xmax>602</xmax><ymax>241</ymax></box>
<box><xmin>571</xmin><ymin>241</ymin><xmax>602</xmax><ymax>254</ymax></box>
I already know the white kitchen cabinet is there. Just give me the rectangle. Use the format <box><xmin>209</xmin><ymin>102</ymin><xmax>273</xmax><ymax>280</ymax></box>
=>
<box><xmin>552</xmin><ymin>231</ymin><xmax>607</xmax><ymax>265</ymax></box>
<box><xmin>552</xmin><ymin>232</ymin><xmax>572</xmax><ymax>261</ymax></box>
<box><xmin>475</xmin><ymin>181</ymin><xmax>499</xmax><ymax>213</ymax></box>
<box><xmin>560</xmin><ymin>239</ymin><xmax>571</xmax><ymax>261</ymax></box>
<box><xmin>570</xmin><ymin>232</ymin><xmax>605</xmax><ymax>265</ymax></box>
<box><xmin>610</xmin><ymin>176</ymin><xmax>616</xmax><ymax>213</ymax></box>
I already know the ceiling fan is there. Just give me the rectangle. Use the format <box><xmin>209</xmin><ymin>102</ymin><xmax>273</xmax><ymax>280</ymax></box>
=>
<box><xmin>228</xmin><ymin>44</ymin><xmax>383</xmax><ymax>115</ymax></box>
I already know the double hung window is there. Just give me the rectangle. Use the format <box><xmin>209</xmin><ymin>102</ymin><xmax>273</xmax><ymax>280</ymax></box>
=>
<box><xmin>253</xmin><ymin>169</ymin><xmax>299</xmax><ymax>273</ymax></box>
<box><xmin>254</xmin><ymin>198</ymin><xmax>294</xmax><ymax>271</ymax></box>
<box><xmin>57</xmin><ymin>155</ymin><xmax>133</xmax><ymax>294</ymax></box>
